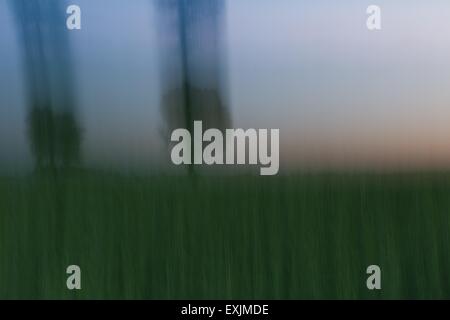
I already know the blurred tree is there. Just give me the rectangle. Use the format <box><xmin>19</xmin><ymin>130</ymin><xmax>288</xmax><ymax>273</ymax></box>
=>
<box><xmin>156</xmin><ymin>0</ymin><xmax>231</xmax><ymax>172</ymax></box>
<box><xmin>9</xmin><ymin>0</ymin><xmax>81</xmax><ymax>172</ymax></box>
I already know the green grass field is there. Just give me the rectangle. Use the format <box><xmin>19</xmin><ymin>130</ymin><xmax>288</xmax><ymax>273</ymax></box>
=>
<box><xmin>1</xmin><ymin>171</ymin><xmax>450</xmax><ymax>299</ymax></box>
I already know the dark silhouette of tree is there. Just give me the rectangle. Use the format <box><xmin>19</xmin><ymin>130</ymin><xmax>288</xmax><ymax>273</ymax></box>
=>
<box><xmin>156</xmin><ymin>0</ymin><xmax>231</xmax><ymax>173</ymax></box>
<box><xmin>9</xmin><ymin>0</ymin><xmax>81</xmax><ymax>172</ymax></box>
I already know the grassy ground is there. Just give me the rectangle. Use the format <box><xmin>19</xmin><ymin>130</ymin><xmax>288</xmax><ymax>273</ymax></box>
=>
<box><xmin>1</xmin><ymin>171</ymin><xmax>450</xmax><ymax>299</ymax></box>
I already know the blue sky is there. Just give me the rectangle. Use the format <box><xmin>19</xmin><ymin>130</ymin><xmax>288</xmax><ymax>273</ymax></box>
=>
<box><xmin>2</xmin><ymin>0</ymin><xmax>450</xmax><ymax>172</ymax></box>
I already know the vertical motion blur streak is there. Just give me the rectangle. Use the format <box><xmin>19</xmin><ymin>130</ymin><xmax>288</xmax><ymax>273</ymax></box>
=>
<box><xmin>156</xmin><ymin>0</ymin><xmax>230</xmax><ymax>172</ymax></box>
<box><xmin>9</xmin><ymin>0</ymin><xmax>81</xmax><ymax>172</ymax></box>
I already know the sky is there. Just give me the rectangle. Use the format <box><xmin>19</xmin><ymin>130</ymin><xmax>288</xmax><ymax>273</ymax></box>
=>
<box><xmin>2</xmin><ymin>0</ymin><xmax>450</xmax><ymax>173</ymax></box>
